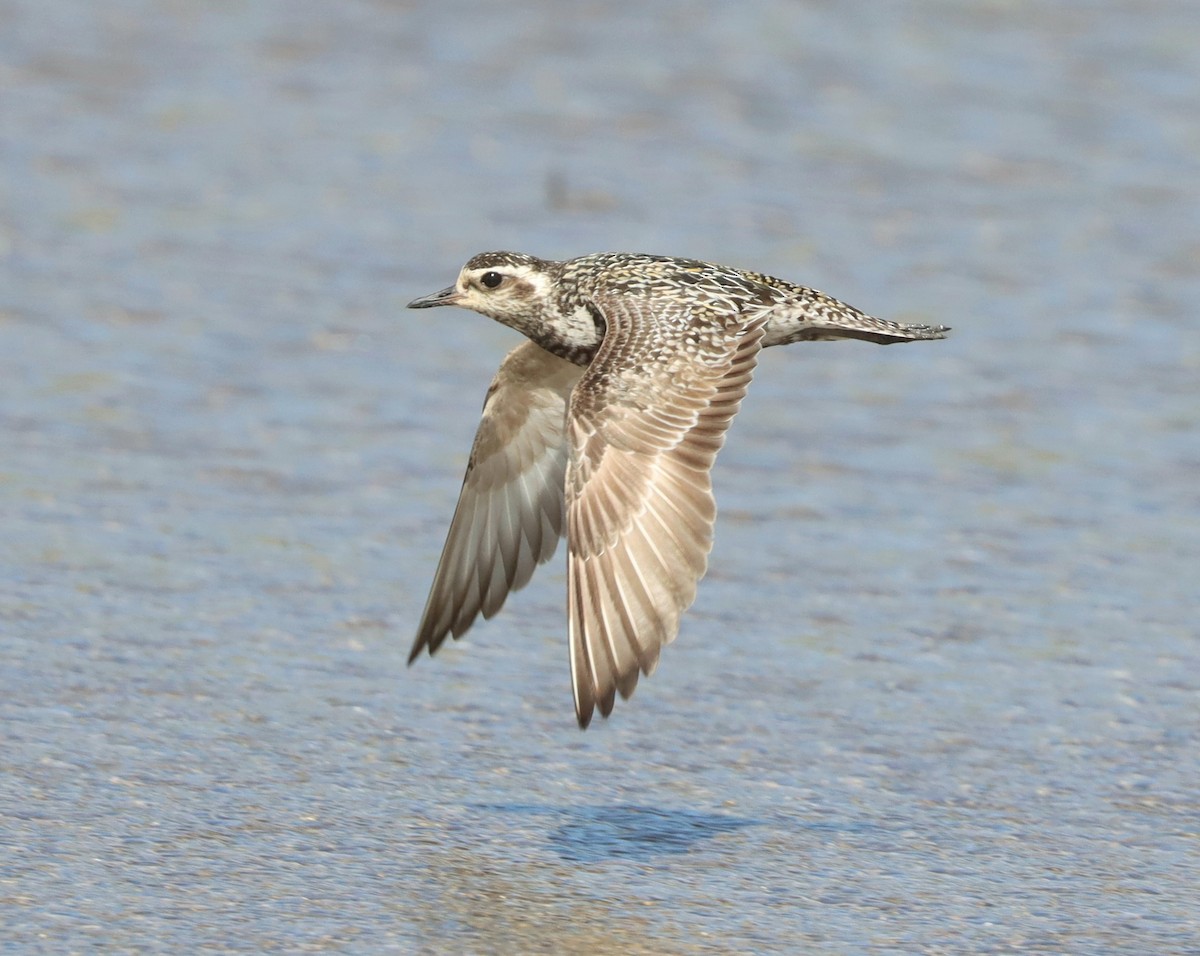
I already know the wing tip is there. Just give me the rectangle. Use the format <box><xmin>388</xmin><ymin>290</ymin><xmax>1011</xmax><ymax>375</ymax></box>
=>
<box><xmin>407</xmin><ymin>628</ymin><xmax>437</xmax><ymax>665</ymax></box>
<box><xmin>574</xmin><ymin>693</ymin><xmax>595</xmax><ymax>729</ymax></box>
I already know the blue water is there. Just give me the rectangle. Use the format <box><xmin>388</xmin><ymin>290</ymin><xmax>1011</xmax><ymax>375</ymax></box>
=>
<box><xmin>2</xmin><ymin>0</ymin><xmax>1198</xmax><ymax>951</ymax></box>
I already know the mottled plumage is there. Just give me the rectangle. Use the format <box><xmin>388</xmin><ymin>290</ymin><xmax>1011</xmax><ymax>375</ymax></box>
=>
<box><xmin>407</xmin><ymin>251</ymin><xmax>948</xmax><ymax>727</ymax></box>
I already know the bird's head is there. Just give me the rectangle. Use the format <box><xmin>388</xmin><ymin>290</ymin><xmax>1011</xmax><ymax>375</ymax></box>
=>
<box><xmin>407</xmin><ymin>251</ymin><xmax>554</xmax><ymax>323</ymax></box>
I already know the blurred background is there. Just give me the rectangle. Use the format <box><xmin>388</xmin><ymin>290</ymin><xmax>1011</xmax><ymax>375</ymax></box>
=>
<box><xmin>2</xmin><ymin>0</ymin><xmax>1197</xmax><ymax>951</ymax></box>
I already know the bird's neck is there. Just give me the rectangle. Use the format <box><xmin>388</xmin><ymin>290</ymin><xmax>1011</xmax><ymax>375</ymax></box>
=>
<box><xmin>501</xmin><ymin>300</ymin><xmax>606</xmax><ymax>368</ymax></box>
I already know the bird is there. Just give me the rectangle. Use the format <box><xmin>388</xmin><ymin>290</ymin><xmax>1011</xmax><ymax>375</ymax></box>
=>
<box><xmin>406</xmin><ymin>251</ymin><xmax>948</xmax><ymax>727</ymax></box>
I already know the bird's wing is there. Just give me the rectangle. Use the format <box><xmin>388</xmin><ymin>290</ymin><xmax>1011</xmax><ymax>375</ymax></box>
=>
<box><xmin>566</xmin><ymin>295</ymin><xmax>768</xmax><ymax>727</ymax></box>
<box><xmin>409</xmin><ymin>341</ymin><xmax>582</xmax><ymax>663</ymax></box>
<box><xmin>743</xmin><ymin>273</ymin><xmax>950</xmax><ymax>346</ymax></box>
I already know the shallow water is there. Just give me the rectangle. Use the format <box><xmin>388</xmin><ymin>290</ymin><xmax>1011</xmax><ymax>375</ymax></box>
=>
<box><xmin>2</xmin><ymin>0</ymin><xmax>1198</xmax><ymax>951</ymax></box>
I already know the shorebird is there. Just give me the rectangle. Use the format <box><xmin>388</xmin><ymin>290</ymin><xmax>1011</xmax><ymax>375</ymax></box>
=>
<box><xmin>407</xmin><ymin>252</ymin><xmax>947</xmax><ymax>727</ymax></box>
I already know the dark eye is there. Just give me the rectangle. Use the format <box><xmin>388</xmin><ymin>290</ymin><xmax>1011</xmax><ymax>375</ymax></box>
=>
<box><xmin>480</xmin><ymin>271</ymin><xmax>503</xmax><ymax>289</ymax></box>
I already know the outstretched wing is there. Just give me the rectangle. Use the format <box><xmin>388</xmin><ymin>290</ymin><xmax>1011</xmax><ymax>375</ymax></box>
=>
<box><xmin>409</xmin><ymin>341</ymin><xmax>582</xmax><ymax>663</ymax></box>
<box><xmin>566</xmin><ymin>296</ymin><xmax>768</xmax><ymax>727</ymax></box>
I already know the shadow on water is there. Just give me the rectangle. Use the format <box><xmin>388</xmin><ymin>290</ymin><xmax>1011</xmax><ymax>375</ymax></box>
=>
<box><xmin>474</xmin><ymin>803</ymin><xmax>759</xmax><ymax>863</ymax></box>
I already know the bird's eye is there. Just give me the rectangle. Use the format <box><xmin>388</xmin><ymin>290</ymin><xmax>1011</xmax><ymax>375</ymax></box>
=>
<box><xmin>480</xmin><ymin>271</ymin><xmax>504</xmax><ymax>289</ymax></box>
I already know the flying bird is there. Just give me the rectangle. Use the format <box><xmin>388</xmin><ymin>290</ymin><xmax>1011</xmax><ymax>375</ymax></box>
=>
<box><xmin>407</xmin><ymin>251</ymin><xmax>947</xmax><ymax>727</ymax></box>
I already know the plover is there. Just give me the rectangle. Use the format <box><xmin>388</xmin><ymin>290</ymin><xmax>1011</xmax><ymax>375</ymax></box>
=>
<box><xmin>408</xmin><ymin>252</ymin><xmax>948</xmax><ymax>727</ymax></box>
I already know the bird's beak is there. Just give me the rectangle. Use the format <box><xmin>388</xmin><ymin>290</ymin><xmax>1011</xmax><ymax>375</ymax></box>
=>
<box><xmin>407</xmin><ymin>285</ymin><xmax>463</xmax><ymax>309</ymax></box>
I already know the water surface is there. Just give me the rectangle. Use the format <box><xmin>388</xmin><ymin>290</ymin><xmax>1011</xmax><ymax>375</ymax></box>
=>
<box><xmin>2</xmin><ymin>0</ymin><xmax>1198</xmax><ymax>951</ymax></box>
